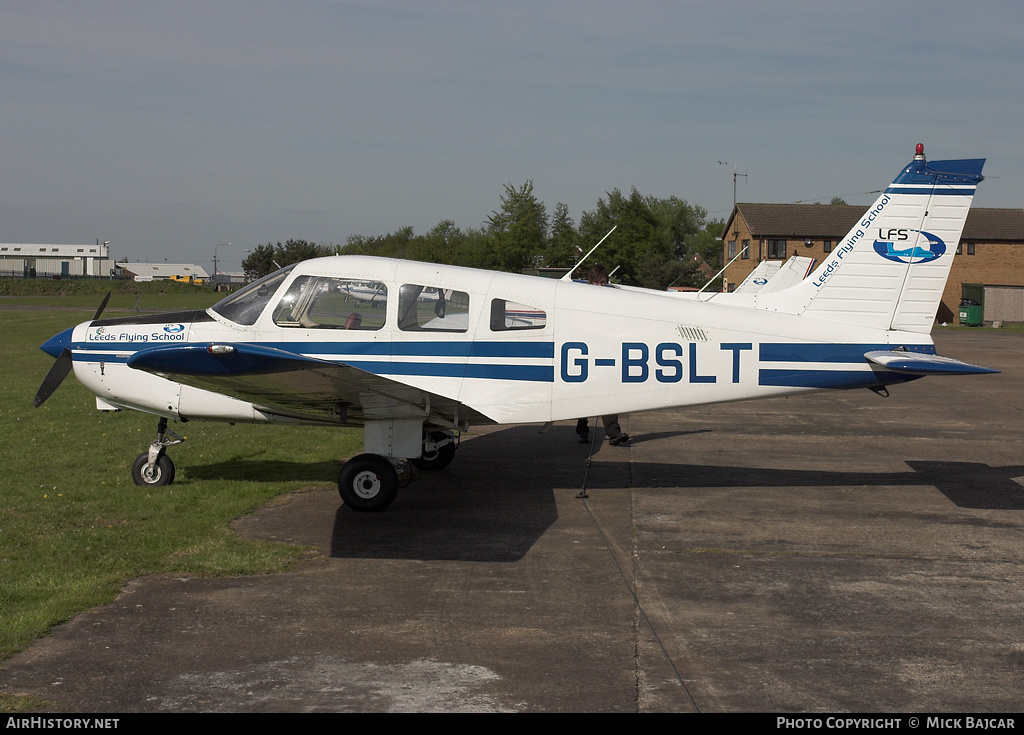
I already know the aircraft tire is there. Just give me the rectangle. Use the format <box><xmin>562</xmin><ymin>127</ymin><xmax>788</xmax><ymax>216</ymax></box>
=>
<box><xmin>338</xmin><ymin>454</ymin><xmax>398</xmax><ymax>512</ymax></box>
<box><xmin>132</xmin><ymin>452</ymin><xmax>175</xmax><ymax>487</ymax></box>
<box><xmin>410</xmin><ymin>431</ymin><xmax>457</xmax><ymax>471</ymax></box>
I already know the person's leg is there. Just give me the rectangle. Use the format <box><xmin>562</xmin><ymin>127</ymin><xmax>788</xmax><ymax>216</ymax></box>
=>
<box><xmin>603</xmin><ymin>415</ymin><xmax>629</xmax><ymax>445</ymax></box>
<box><xmin>576</xmin><ymin>417</ymin><xmax>590</xmax><ymax>443</ymax></box>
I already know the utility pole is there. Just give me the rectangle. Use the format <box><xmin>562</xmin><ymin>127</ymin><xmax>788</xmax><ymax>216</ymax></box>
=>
<box><xmin>214</xmin><ymin>243</ymin><xmax>231</xmax><ymax>289</ymax></box>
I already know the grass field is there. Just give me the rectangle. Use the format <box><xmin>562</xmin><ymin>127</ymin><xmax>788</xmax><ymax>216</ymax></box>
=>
<box><xmin>0</xmin><ymin>287</ymin><xmax>362</xmax><ymax>666</ymax></box>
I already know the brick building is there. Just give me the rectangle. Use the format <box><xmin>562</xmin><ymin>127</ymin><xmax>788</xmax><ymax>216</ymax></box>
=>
<box><xmin>720</xmin><ymin>204</ymin><xmax>1024</xmax><ymax>324</ymax></box>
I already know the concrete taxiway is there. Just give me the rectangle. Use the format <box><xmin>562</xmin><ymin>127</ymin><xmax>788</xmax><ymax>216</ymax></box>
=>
<box><xmin>2</xmin><ymin>330</ymin><xmax>1023</xmax><ymax>712</ymax></box>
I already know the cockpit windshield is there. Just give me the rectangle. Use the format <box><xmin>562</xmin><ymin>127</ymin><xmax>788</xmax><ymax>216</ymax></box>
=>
<box><xmin>210</xmin><ymin>265</ymin><xmax>296</xmax><ymax>325</ymax></box>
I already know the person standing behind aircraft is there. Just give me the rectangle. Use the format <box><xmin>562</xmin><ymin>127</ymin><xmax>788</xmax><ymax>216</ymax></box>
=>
<box><xmin>575</xmin><ymin>263</ymin><xmax>630</xmax><ymax>446</ymax></box>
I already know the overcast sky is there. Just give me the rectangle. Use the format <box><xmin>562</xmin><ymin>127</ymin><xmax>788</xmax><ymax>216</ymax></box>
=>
<box><xmin>2</xmin><ymin>1</ymin><xmax>1022</xmax><ymax>270</ymax></box>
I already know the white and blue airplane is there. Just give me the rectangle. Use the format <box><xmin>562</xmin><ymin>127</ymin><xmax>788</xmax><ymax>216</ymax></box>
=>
<box><xmin>35</xmin><ymin>144</ymin><xmax>995</xmax><ymax>511</ymax></box>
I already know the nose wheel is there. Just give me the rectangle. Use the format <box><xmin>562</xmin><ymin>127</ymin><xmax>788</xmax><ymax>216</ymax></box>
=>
<box><xmin>131</xmin><ymin>417</ymin><xmax>183</xmax><ymax>487</ymax></box>
<box><xmin>132</xmin><ymin>452</ymin><xmax>175</xmax><ymax>486</ymax></box>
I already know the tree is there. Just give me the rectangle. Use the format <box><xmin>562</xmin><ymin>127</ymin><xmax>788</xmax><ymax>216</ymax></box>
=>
<box><xmin>242</xmin><ymin>243</ymin><xmax>277</xmax><ymax>280</ymax></box>
<box><xmin>579</xmin><ymin>188</ymin><xmax>663</xmax><ymax>287</ymax></box>
<box><xmin>341</xmin><ymin>227</ymin><xmax>416</xmax><ymax>260</ymax></box>
<box><xmin>647</xmin><ymin>195</ymin><xmax>705</xmax><ymax>260</ymax></box>
<box><xmin>450</xmin><ymin>228</ymin><xmax>493</xmax><ymax>270</ymax></box>
<box><xmin>415</xmin><ymin>220</ymin><xmax>462</xmax><ymax>264</ymax></box>
<box><xmin>277</xmin><ymin>239</ymin><xmax>328</xmax><ymax>266</ymax></box>
<box><xmin>545</xmin><ymin>202</ymin><xmax>579</xmax><ymax>268</ymax></box>
<box><xmin>576</xmin><ymin>188</ymin><xmax>723</xmax><ymax>289</ymax></box>
<box><xmin>241</xmin><ymin>240</ymin><xmax>332</xmax><ymax>280</ymax></box>
<box><xmin>688</xmin><ymin>217</ymin><xmax>726</xmax><ymax>271</ymax></box>
<box><xmin>636</xmin><ymin>255</ymin><xmax>700</xmax><ymax>291</ymax></box>
<box><xmin>486</xmin><ymin>181</ymin><xmax>548</xmax><ymax>272</ymax></box>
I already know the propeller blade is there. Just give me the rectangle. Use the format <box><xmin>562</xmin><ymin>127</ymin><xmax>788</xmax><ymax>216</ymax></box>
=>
<box><xmin>93</xmin><ymin>291</ymin><xmax>111</xmax><ymax>321</ymax></box>
<box><xmin>33</xmin><ymin>348</ymin><xmax>73</xmax><ymax>408</ymax></box>
<box><xmin>33</xmin><ymin>290</ymin><xmax>104</xmax><ymax>407</ymax></box>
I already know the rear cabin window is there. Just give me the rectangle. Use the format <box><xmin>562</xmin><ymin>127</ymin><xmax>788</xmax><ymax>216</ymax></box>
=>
<box><xmin>398</xmin><ymin>285</ymin><xmax>469</xmax><ymax>332</ymax></box>
<box><xmin>490</xmin><ymin>299</ymin><xmax>547</xmax><ymax>331</ymax></box>
<box><xmin>273</xmin><ymin>276</ymin><xmax>387</xmax><ymax>330</ymax></box>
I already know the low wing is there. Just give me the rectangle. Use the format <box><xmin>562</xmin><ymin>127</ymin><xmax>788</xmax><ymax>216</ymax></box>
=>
<box><xmin>864</xmin><ymin>350</ymin><xmax>999</xmax><ymax>375</ymax></box>
<box><xmin>127</xmin><ymin>342</ymin><xmax>495</xmax><ymax>425</ymax></box>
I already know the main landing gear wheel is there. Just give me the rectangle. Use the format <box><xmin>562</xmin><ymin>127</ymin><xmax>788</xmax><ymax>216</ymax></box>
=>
<box><xmin>410</xmin><ymin>430</ymin><xmax>457</xmax><ymax>471</ymax></box>
<box><xmin>132</xmin><ymin>452</ymin><xmax>175</xmax><ymax>486</ymax></box>
<box><xmin>338</xmin><ymin>454</ymin><xmax>399</xmax><ymax>512</ymax></box>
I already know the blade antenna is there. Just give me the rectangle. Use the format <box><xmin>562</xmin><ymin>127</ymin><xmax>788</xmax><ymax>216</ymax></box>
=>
<box><xmin>561</xmin><ymin>226</ymin><xmax>617</xmax><ymax>281</ymax></box>
<box><xmin>696</xmin><ymin>244</ymin><xmax>748</xmax><ymax>299</ymax></box>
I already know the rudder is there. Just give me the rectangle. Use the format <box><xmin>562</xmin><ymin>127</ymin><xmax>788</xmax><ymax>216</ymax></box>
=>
<box><xmin>755</xmin><ymin>145</ymin><xmax>985</xmax><ymax>333</ymax></box>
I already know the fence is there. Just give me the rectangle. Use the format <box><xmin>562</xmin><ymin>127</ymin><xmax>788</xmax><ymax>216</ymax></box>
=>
<box><xmin>0</xmin><ymin>269</ymin><xmax>128</xmax><ymax>281</ymax></box>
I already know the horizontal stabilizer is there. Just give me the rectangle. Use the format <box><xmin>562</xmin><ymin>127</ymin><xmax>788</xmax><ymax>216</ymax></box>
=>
<box><xmin>864</xmin><ymin>350</ymin><xmax>999</xmax><ymax>375</ymax></box>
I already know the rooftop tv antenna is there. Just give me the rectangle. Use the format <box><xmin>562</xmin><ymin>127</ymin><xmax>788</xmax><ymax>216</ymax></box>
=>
<box><xmin>719</xmin><ymin>161</ymin><xmax>748</xmax><ymax>208</ymax></box>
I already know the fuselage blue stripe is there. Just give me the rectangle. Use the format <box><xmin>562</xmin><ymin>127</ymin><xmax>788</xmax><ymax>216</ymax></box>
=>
<box><xmin>276</xmin><ymin>340</ymin><xmax>554</xmax><ymax>358</ymax></box>
<box><xmin>338</xmin><ymin>360</ymin><xmax>553</xmax><ymax>382</ymax></box>
<box><xmin>76</xmin><ymin>341</ymin><xmax>934</xmax><ymax>386</ymax></box>
<box><xmin>759</xmin><ymin>369</ymin><xmax>872</xmax><ymax>387</ymax></box>
<box><xmin>466</xmin><ymin>364</ymin><xmax>553</xmax><ymax>381</ymax></box>
<box><xmin>72</xmin><ymin>352</ymin><xmax>130</xmax><ymax>364</ymax></box>
<box><xmin>758</xmin><ymin>369</ymin><xmax>920</xmax><ymax>388</ymax></box>
<box><xmin>75</xmin><ymin>340</ymin><xmax>554</xmax><ymax>359</ymax></box>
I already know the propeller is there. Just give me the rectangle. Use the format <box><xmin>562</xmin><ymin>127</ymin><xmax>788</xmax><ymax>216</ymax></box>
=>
<box><xmin>91</xmin><ymin>290</ymin><xmax>111</xmax><ymax>321</ymax></box>
<box><xmin>33</xmin><ymin>348</ymin><xmax>73</xmax><ymax>408</ymax></box>
<box><xmin>33</xmin><ymin>292</ymin><xmax>111</xmax><ymax>408</ymax></box>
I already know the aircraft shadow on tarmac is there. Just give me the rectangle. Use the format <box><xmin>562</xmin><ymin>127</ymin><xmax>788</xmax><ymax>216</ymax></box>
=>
<box><xmin>188</xmin><ymin>425</ymin><xmax>1024</xmax><ymax>562</ymax></box>
<box><xmin>627</xmin><ymin>461</ymin><xmax>1024</xmax><ymax>510</ymax></box>
<box><xmin>322</xmin><ymin>426</ymin><xmax>1024</xmax><ymax>562</ymax></box>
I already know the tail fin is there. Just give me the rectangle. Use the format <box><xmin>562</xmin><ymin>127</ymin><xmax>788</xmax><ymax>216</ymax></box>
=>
<box><xmin>755</xmin><ymin>144</ymin><xmax>985</xmax><ymax>333</ymax></box>
<box><xmin>733</xmin><ymin>255</ymin><xmax>816</xmax><ymax>295</ymax></box>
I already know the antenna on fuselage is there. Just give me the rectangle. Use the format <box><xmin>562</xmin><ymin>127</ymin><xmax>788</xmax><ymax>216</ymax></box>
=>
<box><xmin>696</xmin><ymin>244</ymin><xmax>748</xmax><ymax>299</ymax></box>
<box><xmin>561</xmin><ymin>225</ymin><xmax>617</xmax><ymax>281</ymax></box>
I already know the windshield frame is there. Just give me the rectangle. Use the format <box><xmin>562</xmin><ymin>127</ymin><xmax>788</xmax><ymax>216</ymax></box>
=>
<box><xmin>209</xmin><ymin>265</ymin><xmax>297</xmax><ymax>326</ymax></box>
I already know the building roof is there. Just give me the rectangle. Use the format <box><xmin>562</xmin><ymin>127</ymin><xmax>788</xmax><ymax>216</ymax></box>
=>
<box><xmin>961</xmin><ymin>208</ymin><xmax>1024</xmax><ymax>241</ymax></box>
<box><xmin>120</xmin><ymin>263</ymin><xmax>211</xmax><ymax>278</ymax></box>
<box><xmin>0</xmin><ymin>243</ymin><xmax>110</xmax><ymax>257</ymax></box>
<box><xmin>728</xmin><ymin>204</ymin><xmax>862</xmax><ymax>239</ymax></box>
<box><xmin>724</xmin><ymin>205</ymin><xmax>1024</xmax><ymax>242</ymax></box>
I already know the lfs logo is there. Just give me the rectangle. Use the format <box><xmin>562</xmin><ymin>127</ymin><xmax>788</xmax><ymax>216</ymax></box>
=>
<box><xmin>872</xmin><ymin>229</ymin><xmax>946</xmax><ymax>264</ymax></box>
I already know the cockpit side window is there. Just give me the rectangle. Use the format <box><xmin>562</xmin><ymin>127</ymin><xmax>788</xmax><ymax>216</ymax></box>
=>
<box><xmin>398</xmin><ymin>285</ymin><xmax>469</xmax><ymax>332</ymax></box>
<box><xmin>273</xmin><ymin>277</ymin><xmax>387</xmax><ymax>330</ymax></box>
<box><xmin>211</xmin><ymin>266</ymin><xmax>295</xmax><ymax>326</ymax></box>
<box><xmin>490</xmin><ymin>299</ymin><xmax>547</xmax><ymax>331</ymax></box>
